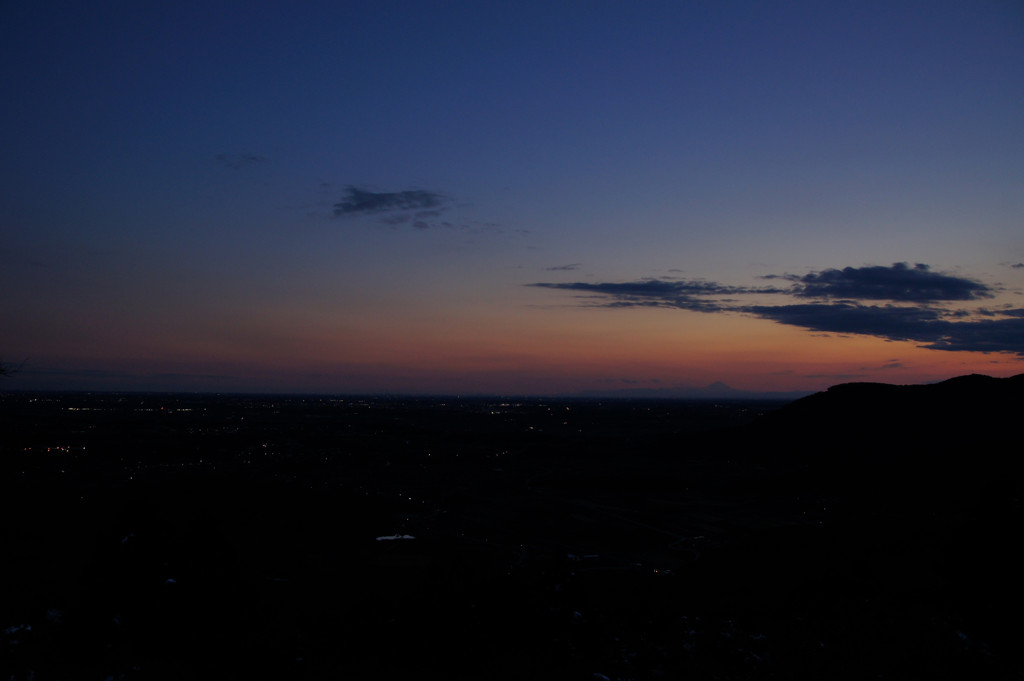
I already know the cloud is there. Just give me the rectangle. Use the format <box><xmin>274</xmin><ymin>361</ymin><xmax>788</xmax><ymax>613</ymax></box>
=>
<box><xmin>744</xmin><ymin>303</ymin><xmax>1024</xmax><ymax>354</ymax></box>
<box><xmin>328</xmin><ymin>186</ymin><xmax>494</xmax><ymax>232</ymax></box>
<box><xmin>744</xmin><ymin>303</ymin><xmax>945</xmax><ymax>339</ymax></box>
<box><xmin>529</xmin><ymin>263</ymin><xmax>1023</xmax><ymax>355</ymax></box>
<box><xmin>917</xmin><ymin>317</ymin><xmax>1024</xmax><ymax>354</ymax></box>
<box><xmin>333</xmin><ymin>186</ymin><xmax>446</xmax><ymax>218</ymax></box>
<box><xmin>545</xmin><ymin>263</ymin><xmax>581</xmax><ymax>271</ymax></box>
<box><xmin>527</xmin><ymin>279</ymin><xmax>782</xmax><ymax>313</ymax></box>
<box><xmin>1012</xmin><ymin>263</ymin><xmax>1024</xmax><ymax>269</ymax></box>
<box><xmin>774</xmin><ymin>263</ymin><xmax>992</xmax><ymax>301</ymax></box>
<box><xmin>532</xmin><ymin>278</ymin><xmax>778</xmax><ymax>307</ymax></box>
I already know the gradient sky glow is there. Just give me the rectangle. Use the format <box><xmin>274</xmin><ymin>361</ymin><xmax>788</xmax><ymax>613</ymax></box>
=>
<box><xmin>3</xmin><ymin>1</ymin><xmax>1023</xmax><ymax>394</ymax></box>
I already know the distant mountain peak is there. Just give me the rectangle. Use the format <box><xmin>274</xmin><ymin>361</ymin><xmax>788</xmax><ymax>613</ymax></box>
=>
<box><xmin>705</xmin><ymin>381</ymin><xmax>734</xmax><ymax>391</ymax></box>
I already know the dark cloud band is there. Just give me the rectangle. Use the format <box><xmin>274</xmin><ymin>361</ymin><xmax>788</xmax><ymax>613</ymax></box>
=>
<box><xmin>747</xmin><ymin>303</ymin><xmax>1024</xmax><ymax>354</ymax></box>
<box><xmin>780</xmin><ymin>263</ymin><xmax>992</xmax><ymax>301</ymax></box>
<box><xmin>529</xmin><ymin>263</ymin><xmax>1021</xmax><ymax>355</ymax></box>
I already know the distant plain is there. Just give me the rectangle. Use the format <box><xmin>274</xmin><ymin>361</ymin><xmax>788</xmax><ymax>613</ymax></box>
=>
<box><xmin>1</xmin><ymin>381</ymin><xmax>1019</xmax><ymax>679</ymax></box>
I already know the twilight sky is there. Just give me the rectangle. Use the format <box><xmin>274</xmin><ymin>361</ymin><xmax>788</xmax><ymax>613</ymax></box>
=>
<box><xmin>2</xmin><ymin>1</ymin><xmax>1023</xmax><ymax>395</ymax></box>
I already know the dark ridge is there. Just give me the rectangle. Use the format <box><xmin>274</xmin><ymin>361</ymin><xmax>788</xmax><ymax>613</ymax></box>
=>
<box><xmin>744</xmin><ymin>372</ymin><xmax>1022</xmax><ymax>508</ymax></box>
<box><xmin>754</xmin><ymin>372</ymin><xmax>1022</xmax><ymax>448</ymax></box>
<box><xmin>733</xmin><ymin>374</ymin><xmax>1023</xmax><ymax>675</ymax></box>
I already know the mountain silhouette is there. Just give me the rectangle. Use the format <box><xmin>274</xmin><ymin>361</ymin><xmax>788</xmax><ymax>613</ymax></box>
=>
<box><xmin>709</xmin><ymin>373</ymin><xmax>1024</xmax><ymax>675</ymax></box>
<box><xmin>740</xmin><ymin>371</ymin><xmax>1022</xmax><ymax>539</ymax></box>
<box><xmin>755</xmin><ymin>372</ymin><xmax>1022</xmax><ymax>452</ymax></box>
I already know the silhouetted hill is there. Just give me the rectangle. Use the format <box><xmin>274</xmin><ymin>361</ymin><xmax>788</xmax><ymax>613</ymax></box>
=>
<box><xmin>746</xmin><ymin>372</ymin><xmax>1023</xmax><ymax>498</ymax></box>
<box><xmin>755</xmin><ymin>372</ymin><xmax>1022</xmax><ymax>451</ymax></box>
<box><xmin>733</xmin><ymin>373</ymin><xmax>1024</xmax><ymax>674</ymax></box>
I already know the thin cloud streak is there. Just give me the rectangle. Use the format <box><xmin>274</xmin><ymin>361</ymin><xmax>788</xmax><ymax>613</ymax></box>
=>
<box><xmin>333</xmin><ymin>186</ymin><xmax>446</xmax><ymax>217</ymax></box>
<box><xmin>528</xmin><ymin>280</ymin><xmax>783</xmax><ymax>312</ymax></box>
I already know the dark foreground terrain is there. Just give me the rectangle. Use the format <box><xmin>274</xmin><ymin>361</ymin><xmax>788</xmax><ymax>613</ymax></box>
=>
<box><xmin>1</xmin><ymin>375</ymin><xmax>1021</xmax><ymax>679</ymax></box>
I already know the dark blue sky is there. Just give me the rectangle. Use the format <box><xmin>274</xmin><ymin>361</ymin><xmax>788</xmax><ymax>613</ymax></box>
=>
<box><xmin>3</xmin><ymin>1</ymin><xmax>1023</xmax><ymax>393</ymax></box>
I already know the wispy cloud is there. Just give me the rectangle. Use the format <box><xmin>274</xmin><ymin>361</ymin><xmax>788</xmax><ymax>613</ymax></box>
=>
<box><xmin>545</xmin><ymin>263</ymin><xmax>581</xmax><ymax>271</ymax></box>
<box><xmin>529</xmin><ymin>263</ymin><xmax>1023</xmax><ymax>355</ymax></box>
<box><xmin>328</xmin><ymin>186</ymin><xmax>522</xmax><ymax>238</ymax></box>
<box><xmin>333</xmin><ymin>186</ymin><xmax>447</xmax><ymax>218</ymax></box>
<box><xmin>328</xmin><ymin>185</ymin><xmax>498</xmax><ymax>232</ymax></box>
<box><xmin>527</xmin><ymin>279</ymin><xmax>782</xmax><ymax>312</ymax></box>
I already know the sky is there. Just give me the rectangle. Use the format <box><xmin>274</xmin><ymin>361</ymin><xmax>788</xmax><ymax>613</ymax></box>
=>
<box><xmin>2</xmin><ymin>1</ymin><xmax>1023</xmax><ymax>395</ymax></box>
